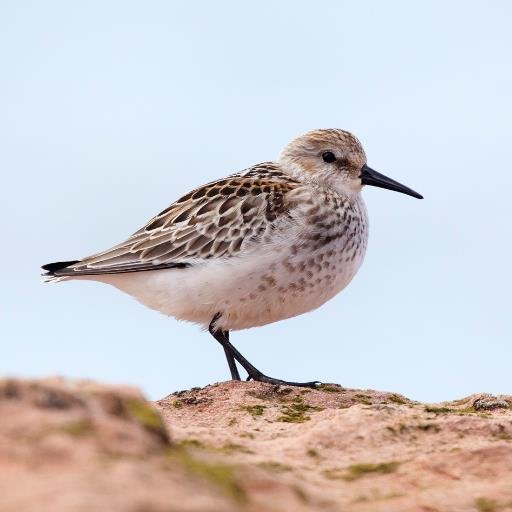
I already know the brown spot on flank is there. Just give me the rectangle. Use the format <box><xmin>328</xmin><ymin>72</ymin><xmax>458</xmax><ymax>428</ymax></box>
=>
<box><xmin>282</xmin><ymin>260</ymin><xmax>295</xmax><ymax>272</ymax></box>
<box><xmin>262</xmin><ymin>275</ymin><xmax>277</xmax><ymax>287</ymax></box>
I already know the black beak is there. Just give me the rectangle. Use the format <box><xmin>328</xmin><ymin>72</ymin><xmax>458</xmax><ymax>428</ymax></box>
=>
<box><xmin>360</xmin><ymin>164</ymin><xmax>423</xmax><ymax>199</ymax></box>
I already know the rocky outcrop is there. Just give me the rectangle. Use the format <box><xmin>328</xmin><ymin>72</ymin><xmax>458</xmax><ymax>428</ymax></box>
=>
<box><xmin>1</xmin><ymin>378</ymin><xmax>511</xmax><ymax>511</ymax></box>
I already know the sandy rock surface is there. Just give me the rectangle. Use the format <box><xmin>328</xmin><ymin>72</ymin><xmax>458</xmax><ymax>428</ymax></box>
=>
<box><xmin>1</xmin><ymin>378</ymin><xmax>512</xmax><ymax>512</ymax></box>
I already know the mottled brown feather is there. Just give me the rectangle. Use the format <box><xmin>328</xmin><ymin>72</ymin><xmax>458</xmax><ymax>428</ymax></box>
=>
<box><xmin>61</xmin><ymin>163</ymin><xmax>300</xmax><ymax>275</ymax></box>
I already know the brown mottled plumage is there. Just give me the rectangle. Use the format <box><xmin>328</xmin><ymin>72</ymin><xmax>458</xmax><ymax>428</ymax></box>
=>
<box><xmin>60</xmin><ymin>164</ymin><xmax>300</xmax><ymax>275</ymax></box>
<box><xmin>42</xmin><ymin>129</ymin><xmax>422</xmax><ymax>387</ymax></box>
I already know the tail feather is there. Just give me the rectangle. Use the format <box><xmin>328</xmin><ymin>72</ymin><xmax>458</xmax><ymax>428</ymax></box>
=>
<box><xmin>42</xmin><ymin>260</ymin><xmax>80</xmax><ymax>274</ymax></box>
<box><xmin>41</xmin><ymin>260</ymin><xmax>80</xmax><ymax>281</ymax></box>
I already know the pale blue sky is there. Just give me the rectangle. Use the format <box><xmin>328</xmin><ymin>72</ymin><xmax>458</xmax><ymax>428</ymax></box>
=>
<box><xmin>1</xmin><ymin>1</ymin><xmax>511</xmax><ymax>402</ymax></box>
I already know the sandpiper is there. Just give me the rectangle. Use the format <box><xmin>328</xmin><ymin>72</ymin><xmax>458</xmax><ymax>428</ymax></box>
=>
<box><xmin>42</xmin><ymin>129</ymin><xmax>422</xmax><ymax>387</ymax></box>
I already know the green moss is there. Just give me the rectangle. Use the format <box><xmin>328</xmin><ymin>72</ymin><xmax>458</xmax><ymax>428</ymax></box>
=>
<box><xmin>417</xmin><ymin>423</ymin><xmax>440</xmax><ymax>432</ymax></box>
<box><xmin>179</xmin><ymin>438</ymin><xmax>205</xmax><ymax>449</ymax></box>
<box><xmin>322</xmin><ymin>468</ymin><xmax>345</xmax><ymax>480</ymax></box>
<box><xmin>242</xmin><ymin>404</ymin><xmax>266</xmax><ymax>417</ymax></box>
<box><xmin>343</xmin><ymin>461</ymin><xmax>400</xmax><ymax>481</ymax></box>
<box><xmin>447</xmin><ymin>397</ymin><xmax>470</xmax><ymax>406</ymax></box>
<box><xmin>495</xmin><ymin>432</ymin><xmax>512</xmax><ymax>440</ymax></box>
<box><xmin>354</xmin><ymin>393</ymin><xmax>372</xmax><ymax>405</ymax></box>
<box><xmin>425</xmin><ymin>405</ymin><xmax>483</xmax><ymax>416</ymax></box>
<box><xmin>277</xmin><ymin>398</ymin><xmax>322</xmax><ymax>423</ymax></box>
<box><xmin>170</xmin><ymin>449</ymin><xmax>246</xmax><ymax>503</ymax></box>
<box><xmin>387</xmin><ymin>423</ymin><xmax>408</xmax><ymax>435</ymax></box>
<box><xmin>318</xmin><ymin>384</ymin><xmax>343</xmax><ymax>393</ymax></box>
<box><xmin>292</xmin><ymin>485</ymin><xmax>309</xmax><ymax>503</ymax></box>
<box><xmin>388</xmin><ymin>393</ymin><xmax>408</xmax><ymax>404</ymax></box>
<box><xmin>353</xmin><ymin>492</ymin><xmax>405</xmax><ymax>503</ymax></box>
<box><xmin>62</xmin><ymin>419</ymin><xmax>93</xmax><ymax>437</ymax></box>
<box><xmin>258</xmin><ymin>461</ymin><xmax>292</xmax><ymax>472</ymax></box>
<box><xmin>458</xmin><ymin>406</ymin><xmax>477</xmax><ymax>414</ymax></box>
<box><xmin>425</xmin><ymin>406</ymin><xmax>452</xmax><ymax>414</ymax></box>
<box><xmin>125</xmin><ymin>398</ymin><xmax>167</xmax><ymax>439</ymax></box>
<box><xmin>475</xmin><ymin>497</ymin><xmax>498</xmax><ymax>512</ymax></box>
<box><xmin>219</xmin><ymin>442</ymin><xmax>254</xmax><ymax>454</ymax></box>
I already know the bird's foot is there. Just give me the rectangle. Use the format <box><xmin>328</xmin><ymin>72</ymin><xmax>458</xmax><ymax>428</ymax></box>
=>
<box><xmin>245</xmin><ymin>370</ymin><xmax>320</xmax><ymax>388</ymax></box>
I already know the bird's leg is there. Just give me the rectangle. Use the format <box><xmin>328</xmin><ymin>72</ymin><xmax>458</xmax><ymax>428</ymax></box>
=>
<box><xmin>208</xmin><ymin>314</ymin><xmax>319</xmax><ymax>388</ymax></box>
<box><xmin>209</xmin><ymin>314</ymin><xmax>241</xmax><ymax>381</ymax></box>
<box><xmin>222</xmin><ymin>333</ymin><xmax>241</xmax><ymax>381</ymax></box>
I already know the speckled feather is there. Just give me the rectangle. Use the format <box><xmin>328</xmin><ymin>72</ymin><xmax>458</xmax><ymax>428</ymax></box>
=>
<box><xmin>43</xmin><ymin>129</ymin><xmax>373</xmax><ymax>331</ymax></box>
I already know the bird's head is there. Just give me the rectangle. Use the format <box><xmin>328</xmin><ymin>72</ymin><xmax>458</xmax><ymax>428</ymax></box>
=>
<box><xmin>279</xmin><ymin>129</ymin><xmax>423</xmax><ymax>199</ymax></box>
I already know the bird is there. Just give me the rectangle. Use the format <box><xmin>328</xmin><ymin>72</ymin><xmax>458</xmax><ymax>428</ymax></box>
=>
<box><xmin>42</xmin><ymin>129</ymin><xmax>422</xmax><ymax>388</ymax></box>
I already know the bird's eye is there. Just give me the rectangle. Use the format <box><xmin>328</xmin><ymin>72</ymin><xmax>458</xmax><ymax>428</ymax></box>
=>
<box><xmin>322</xmin><ymin>151</ymin><xmax>336</xmax><ymax>163</ymax></box>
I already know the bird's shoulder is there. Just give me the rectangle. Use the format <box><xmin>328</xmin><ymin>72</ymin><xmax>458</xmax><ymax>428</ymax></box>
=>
<box><xmin>138</xmin><ymin>161</ymin><xmax>301</xmax><ymax>234</ymax></box>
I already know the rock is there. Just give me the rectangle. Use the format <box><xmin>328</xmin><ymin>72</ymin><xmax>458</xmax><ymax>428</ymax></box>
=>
<box><xmin>472</xmin><ymin>393</ymin><xmax>510</xmax><ymax>411</ymax></box>
<box><xmin>0</xmin><ymin>378</ymin><xmax>242</xmax><ymax>512</ymax></box>
<box><xmin>1</xmin><ymin>377</ymin><xmax>512</xmax><ymax>511</ymax></box>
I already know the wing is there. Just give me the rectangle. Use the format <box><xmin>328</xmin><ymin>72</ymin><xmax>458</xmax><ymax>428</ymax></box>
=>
<box><xmin>47</xmin><ymin>163</ymin><xmax>301</xmax><ymax>277</ymax></box>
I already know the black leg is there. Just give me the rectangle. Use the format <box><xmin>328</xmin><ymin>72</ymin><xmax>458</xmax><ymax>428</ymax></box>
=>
<box><xmin>209</xmin><ymin>314</ymin><xmax>241</xmax><ymax>381</ymax></box>
<box><xmin>208</xmin><ymin>313</ymin><xmax>320</xmax><ymax>388</ymax></box>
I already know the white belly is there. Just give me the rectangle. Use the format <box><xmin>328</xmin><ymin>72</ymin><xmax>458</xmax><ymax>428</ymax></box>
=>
<box><xmin>90</xmin><ymin>238</ymin><xmax>366</xmax><ymax>331</ymax></box>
